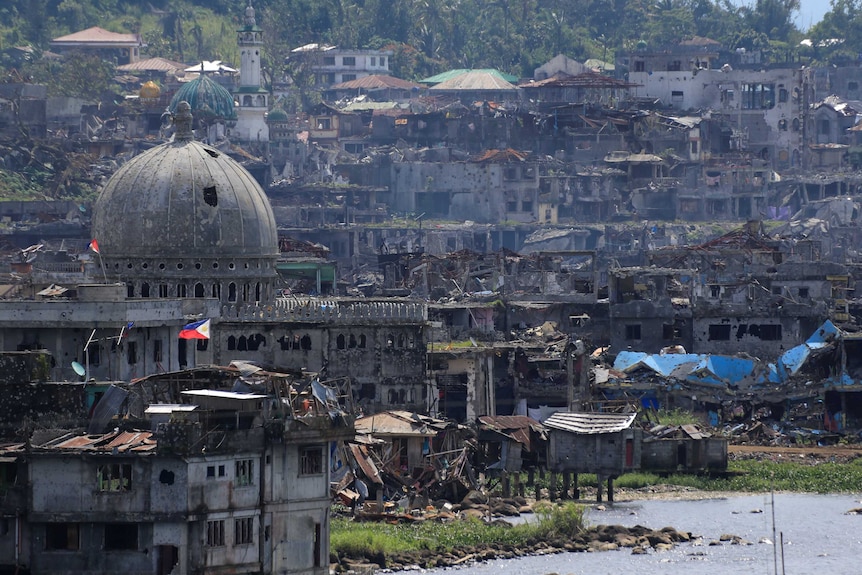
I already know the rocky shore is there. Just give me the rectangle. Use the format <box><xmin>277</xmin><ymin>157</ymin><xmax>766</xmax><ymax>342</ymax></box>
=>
<box><xmin>333</xmin><ymin>522</ymin><xmax>697</xmax><ymax>573</ymax></box>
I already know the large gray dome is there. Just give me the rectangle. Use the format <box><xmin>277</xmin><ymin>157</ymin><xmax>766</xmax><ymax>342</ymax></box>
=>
<box><xmin>93</xmin><ymin>140</ymin><xmax>277</xmax><ymax>259</ymax></box>
<box><xmin>92</xmin><ymin>103</ymin><xmax>278</xmax><ymax>304</ymax></box>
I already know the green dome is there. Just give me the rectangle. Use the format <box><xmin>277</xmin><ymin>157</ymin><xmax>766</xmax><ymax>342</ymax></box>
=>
<box><xmin>267</xmin><ymin>108</ymin><xmax>288</xmax><ymax>122</ymax></box>
<box><xmin>169</xmin><ymin>75</ymin><xmax>237</xmax><ymax>121</ymax></box>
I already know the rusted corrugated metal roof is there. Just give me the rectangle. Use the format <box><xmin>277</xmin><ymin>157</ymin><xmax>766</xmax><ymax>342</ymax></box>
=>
<box><xmin>355</xmin><ymin>410</ymin><xmax>446</xmax><ymax>437</ymax></box>
<box><xmin>478</xmin><ymin>415</ymin><xmax>545</xmax><ymax>450</ymax></box>
<box><xmin>41</xmin><ymin>430</ymin><xmax>156</xmax><ymax>452</ymax></box>
<box><xmin>349</xmin><ymin>443</ymin><xmax>383</xmax><ymax>484</ymax></box>
<box><xmin>544</xmin><ymin>412</ymin><xmax>636</xmax><ymax>434</ymax></box>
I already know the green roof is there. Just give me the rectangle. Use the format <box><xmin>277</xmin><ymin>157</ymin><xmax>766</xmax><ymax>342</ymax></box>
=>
<box><xmin>169</xmin><ymin>75</ymin><xmax>237</xmax><ymax>120</ymax></box>
<box><xmin>420</xmin><ymin>69</ymin><xmax>519</xmax><ymax>85</ymax></box>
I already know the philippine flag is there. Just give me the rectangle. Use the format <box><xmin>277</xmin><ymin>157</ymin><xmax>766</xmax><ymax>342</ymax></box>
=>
<box><xmin>89</xmin><ymin>239</ymin><xmax>100</xmax><ymax>254</ymax></box>
<box><xmin>179</xmin><ymin>319</ymin><xmax>211</xmax><ymax>340</ymax></box>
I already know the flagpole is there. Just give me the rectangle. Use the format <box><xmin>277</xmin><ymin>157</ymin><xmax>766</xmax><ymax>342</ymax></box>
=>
<box><xmin>98</xmin><ymin>251</ymin><xmax>107</xmax><ymax>284</ymax></box>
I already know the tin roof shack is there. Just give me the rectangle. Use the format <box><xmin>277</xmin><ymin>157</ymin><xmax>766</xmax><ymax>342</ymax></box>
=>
<box><xmin>353</xmin><ymin>410</ymin><xmax>448</xmax><ymax>479</ymax></box>
<box><xmin>476</xmin><ymin>415</ymin><xmax>546</xmax><ymax>474</ymax></box>
<box><xmin>20</xmin><ymin>369</ymin><xmax>354</xmax><ymax>575</ymax></box>
<box><xmin>544</xmin><ymin>412</ymin><xmax>641</xmax><ymax>502</ymax></box>
<box><xmin>641</xmin><ymin>424</ymin><xmax>727</xmax><ymax>474</ymax></box>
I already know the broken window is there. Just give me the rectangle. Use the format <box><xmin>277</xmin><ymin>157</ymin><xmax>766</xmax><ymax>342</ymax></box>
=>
<box><xmin>758</xmin><ymin>325</ymin><xmax>782</xmax><ymax>340</ymax></box>
<box><xmin>127</xmin><ymin>342</ymin><xmax>137</xmax><ymax>365</ymax></box>
<box><xmin>45</xmin><ymin>523</ymin><xmax>79</xmax><ymax>550</ymax></box>
<box><xmin>668</xmin><ymin>60</ymin><xmax>682</xmax><ymax>71</ymax></box>
<box><xmin>819</xmin><ymin>119</ymin><xmax>830</xmax><ymax>135</ymax></box>
<box><xmin>337</xmin><ymin>334</ymin><xmax>345</xmax><ymax>350</ymax></box>
<box><xmin>301</xmin><ymin>334</ymin><xmax>312</xmax><ymax>350</ymax></box>
<box><xmin>228</xmin><ymin>336</ymin><xmax>236</xmax><ymax>351</ymax></box>
<box><xmin>506</xmin><ymin>201</ymin><xmax>518</xmax><ymax>212</ymax></box>
<box><xmin>634</xmin><ymin>61</ymin><xmax>645</xmax><ymax>72</ymax></box>
<box><xmin>300</xmin><ymin>445</ymin><xmax>324</xmax><ymax>475</ymax></box>
<box><xmin>741</xmin><ymin>83</ymin><xmax>775</xmax><ymax>109</ymax></box>
<box><xmin>798</xmin><ymin>287</ymin><xmax>809</xmax><ymax>298</ymax></box>
<box><xmin>708</xmin><ymin>324</ymin><xmax>731</xmax><ymax>341</ymax></box>
<box><xmin>153</xmin><ymin>339</ymin><xmax>163</xmax><ymax>362</ymax></box>
<box><xmin>349</xmin><ymin>334</ymin><xmax>357</xmax><ymax>349</ymax></box>
<box><xmin>87</xmin><ymin>343</ymin><xmax>101</xmax><ymax>366</ymax></box>
<box><xmin>197</xmin><ymin>339</ymin><xmax>208</xmax><ymax>351</ymax></box>
<box><xmin>662</xmin><ymin>324</ymin><xmax>681</xmax><ymax>340</ymax></box>
<box><xmin>206</xmin><ymin>520</ymin><xmax>225</xmax><ymax>546</ymax></box>
<box><xmin>323</xmin><ymin>56</ymin><xmax>335</xmax><ymax>66</ymax></box>
<box><xmin>624</xmin><ymin>324</ymin><xmax>641</xmax><ymax>340</ymax></box>
<box><xmin>779</xmin><ymin>88</ymin><xmax>788</xmax><ymax>103</ymax></box>
<box><xmin>358</xmin><ymin>334</ymin><xmax>367</xmax><ymax>348</ymax></box>
<box><xmin>671</xmin><ymin>91</ymin><xmax>683</xmax><ymax>105</ymax></box>
<box><xmin>521</xmin><ymin>200</ymin><xmax>533</xmax><ymax>213</ymax></box>
<box><xmin>104</xmin><ymin>524</ymin><xmax>138</xmax><ymax>550</ymax></box>
<box><xmin>228</xmin><ymin>282</ymin><xmax>237</xmax><ymax>302</ymax></box>
<box><xmin>710</xmin><ymin>285</ymin><xmax>721</xmax><ymax>298</ymax></box>
<box><xmin>235</xmin><ymin>517</ymin><xmax>254</xmax><ymax>545</ymax></box>
<box><xmin>177</xmin><ymin>284</ymin><xmax>187</xmax><ymax>298</ymax></box>
<box><xmin>98</xmin><ymin>463</ymin><xmax>132</xmax><ymax>491</ymax></box>
<box><xmin>235</xmin><ymin>459</ymin><xmax>254</xmax><ymax>487</ymax></box>
<box><xmin>141</xmin><ymin>283</ymin><xmax>150</xmax><ymax>297</ymax></box>
<box><xmin>342</xmin><ymin>56</ymin><xmax>355</xmax><ymax>66</ymax></box>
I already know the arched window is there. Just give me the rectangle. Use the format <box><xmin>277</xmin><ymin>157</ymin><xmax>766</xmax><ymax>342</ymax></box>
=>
<box><xmin>398</xmin><ymin>334</ymin><xmax>405</xmax><ymax>348</ymax></box>
<box><xmin>337</xmin><ymin>334</ymin><xmax>345</xmax><ymax>349</ymax></box>
<box><xmin>141</xmin><ymin>283</ymin><xmax>150</xmax><ymax>298</ymax></box>
<box><xmin>255</xmin><ymin>282</ymin><xmax>261</xmax><ymax>302</ymax></box>
<box><xmin>194</xmin><ymin>283</ymin><xmax>205</xmax><ymax>297</ymax></box>
<box><xmin>127</xmin><ymin>284</ymin><xmax>135</xmax><ymax>298</ymax></box>
<box><xmin>228</xmin><ymin>283</ymin><xmax>237</xmax><ymax>302</ymax></box>
<box><xmin>212</xmin><ymin>284</ymin><xmax>221</xmax><ymax>299</ymax></box>
<box><xmin>388</xmin><ymin>389</ymin><xmax>397</xmax><ymax>404</ymax></box>
<box><xmin>238</xmin><ymin>336</ymin><xmax>248</xmax><ymax>351</ymax></box>
<box><xmin>387</xmin><ymin>334</ymin><xmax>394</xmax><ymax>348</ymax></box>
<box><xmin>243</xmin><ymin>283</ymin><xmax>250</xmax><ymax>302</ymax></box>
<box><xmin>228</xmin><ymin>336</ymin><xmax>237</xmax><ymax>350</ymax></box>
<box><xmin>301</xmin><ymin>334</ymin><xmax>312</xmax><ymax>350</ymax></box>
<box><xmin>398</xmin><ymin>389</ymin><xmax>406</xmax><ymax>403</ymax></box>
<box><xmin>243</xmin><ymin>95</ymin><xmax>252</xmax><ymax>106</ymax></box>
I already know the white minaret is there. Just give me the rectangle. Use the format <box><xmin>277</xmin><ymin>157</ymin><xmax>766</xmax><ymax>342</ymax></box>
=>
<box><xmin>233</xmin><ymin>1</ymin><xmax>269</xmax><ymax>141</ymax></box>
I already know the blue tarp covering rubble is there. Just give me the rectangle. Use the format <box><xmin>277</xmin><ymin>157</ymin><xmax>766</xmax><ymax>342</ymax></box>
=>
<box><xmin>612</xmin><ymin>320</ymin><xmax>847</xmax><ymax>391</ymax></box>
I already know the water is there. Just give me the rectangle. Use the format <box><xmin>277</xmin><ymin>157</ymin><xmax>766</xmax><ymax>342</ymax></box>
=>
<box><xmin>420</xmin><ymin>493</ymin><xmax>862</xmax><ymax>575</ymax></box>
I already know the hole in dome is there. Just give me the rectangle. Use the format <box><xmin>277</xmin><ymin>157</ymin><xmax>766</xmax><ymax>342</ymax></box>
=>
<box><xmin>142</xmin><ymin>262</ymin><xmax>148</xmax><ymax>269</ymax></box>
<box><xmin>177</xmin><ymin>263</ymin><xmax>184</xmax><ymax>270</ymax></box>
<box><xmin>203</xmin><ymin>186</ymin><xmax>218</xmax><ymax>206</ymax></box>
<box><xmin>204</xmin><ymin>149</ymin><xmax>219</xmax><ymax>158</ymax></box>
<box><xmin>159</xmin><ymin>263</ymin><xmax>165</xmax><ymax>270</ymax></box>
<box><xmin>195</xmin><ymin>262</ymin><xmax>202</xmax><ymax>270</ymax></box>
<box><xmin>212</xmin><ymin>262</ymin><xmax>219</xmax><ymax>269</ymax></box>
<box><xmin>229</xmin><ymin>263</ymin><xmax>235</xmax><ymax>270</ymax></box>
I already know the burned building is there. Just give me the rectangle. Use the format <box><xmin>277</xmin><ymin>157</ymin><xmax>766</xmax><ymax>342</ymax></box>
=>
<box><xmin>0</xmin><ymin>366</ymin><xmax>354</xmax><ymax>575</ymax></box>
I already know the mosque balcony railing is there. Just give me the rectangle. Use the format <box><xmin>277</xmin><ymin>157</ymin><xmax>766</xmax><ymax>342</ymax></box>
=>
<box><xmin>222</xmin><ymin>298</ymin><xmax>428</xmax><ymax>324</ymax></box>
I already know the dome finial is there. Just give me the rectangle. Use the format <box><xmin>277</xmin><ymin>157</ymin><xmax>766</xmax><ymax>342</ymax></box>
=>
<box><xmin>173</xmin><ymin>101</ymin><xmax>194</xmax><ymax>141</ymax></box>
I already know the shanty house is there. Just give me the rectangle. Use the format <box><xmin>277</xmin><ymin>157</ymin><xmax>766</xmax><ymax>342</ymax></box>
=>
<box><xmin>476</xmin><ymin>415</ymin><xmax>546</xmax><ymax>473</ymax></box>
<box><xmin>353</xmin><ymin>410</ymin><xmax>448</xmax><ymax>478</ymax></box>
<box><xmin>544</xmin><ymin>412</ymin><xmax>641</xmax><ymax>477</ymax></box>
<box><xmin>641</xmin><ymin>424</ymin><xmax>728</xmax><ymax>473</ymax></box>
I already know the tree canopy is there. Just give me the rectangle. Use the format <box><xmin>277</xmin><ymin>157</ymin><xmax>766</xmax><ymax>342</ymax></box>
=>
<box><xmin>0</xmin><ymin>0</ymin><xmax>857</xmax><ymax>84</ymax></box>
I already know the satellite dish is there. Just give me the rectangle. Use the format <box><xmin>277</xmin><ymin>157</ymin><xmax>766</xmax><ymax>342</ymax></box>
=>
<box><xmin>72</xmin><ymin>361</ymin><xmax>86</xmax><ymax>377</ymax></box>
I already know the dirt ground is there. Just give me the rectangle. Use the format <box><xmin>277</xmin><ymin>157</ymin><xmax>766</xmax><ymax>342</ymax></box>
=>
<box><xmin>728</xmin><ymin>444</ymin><xmax>862</xmax><ymax>464</ymax></box>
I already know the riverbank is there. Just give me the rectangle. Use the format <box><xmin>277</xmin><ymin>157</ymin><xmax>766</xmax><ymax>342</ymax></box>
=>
<box><xmin>330</xmin><ymin>452</ymin><xmax>862</xmax><ymax>573</ymax></box>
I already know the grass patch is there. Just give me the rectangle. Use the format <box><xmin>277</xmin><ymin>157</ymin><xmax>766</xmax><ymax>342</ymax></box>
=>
<box><xmin>331</xmin><ymin>502</ymin><xmax>587</xmax><ymax>562</ymax></box>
